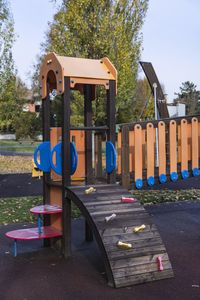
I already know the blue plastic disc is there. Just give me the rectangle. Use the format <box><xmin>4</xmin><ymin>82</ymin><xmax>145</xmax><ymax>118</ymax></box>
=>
<box><xmin>147</xmin><ymin>176</ymin><xmax>155</xmax><ymax>186</ymax></box>
<box><xmin>50</xmin><ymin>142</ymin><xmax>78</xmax><ymax>175</ymax></box>
<box><xmin>192</xmin><ymin>168</ymin><xmax>199</xmax><ymax>177</ymax></box>
<box><xmin>170</xmin><ymin>172</ymin><xmax>178</xmax><ymax>182</ymax></box>
<box><xmin>159</xmin><ymin>174</ymin><xmax>167</xmax><ymax>184</ymax></box>
<box><xmin>106</xmin><ymin>141</ymin><xmax>117</xmax><ymax>174</ymax></box>
<box><xmin>181</xmin><ymin>170</ymin><xmax>189</xmax><ymax>179</ymax></box>
<box><xmin>33</xmin><ymin>141</ymin><xmax>51</xmax><ymax>172</ymax></box>
<box><xmin>135</xmin><ymin>179</ymin><xmax>143</xmax><ymax>190</ymax></box>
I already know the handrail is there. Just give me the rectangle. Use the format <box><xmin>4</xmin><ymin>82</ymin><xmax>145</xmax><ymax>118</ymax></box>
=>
<box><xmin>118</xmin><ymin>114</ymin><xmax>200</xmax><ymax>130</ymax></box>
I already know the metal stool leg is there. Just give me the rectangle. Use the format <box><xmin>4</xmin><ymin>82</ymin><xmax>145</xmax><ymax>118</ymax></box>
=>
<box><xmin>13</xmin><ymin>240</ymin><xmax>17</xmax><ymax>257</ymax></box>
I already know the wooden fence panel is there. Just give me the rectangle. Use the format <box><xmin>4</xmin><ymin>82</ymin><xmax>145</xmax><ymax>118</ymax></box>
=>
<box><xmin>192</xmin><ymin>117</ymin><xmax>199</xmax><ymax>176</ymax></box>
<box><xmin>180</xmin><ymin>119</ymin><xmax>189</xmax><ymax>178</ymax></box>
<box><xmin>134</xmin><ymin>124</ymin><xmax>143</xmax><ymax>189</ymax></box>
<box><xmin>146</xmin><ymin>123</ymin><xmax>155</xmax><ymax>186</ymax></box>
<box><xmin>158</xmin><ymin>121</ymin><xmax>167</xmax><ymax>183</ymax></box>
<box><xmin>169</xmin><ymin>120</ymin><xmax>178</xmax><ymax>181</ymax></box>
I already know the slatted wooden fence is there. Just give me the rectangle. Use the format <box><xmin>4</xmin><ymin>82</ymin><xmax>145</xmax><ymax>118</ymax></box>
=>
<box><xmin>118</xmin><ymin>115</ymin><xmax>200</xmax><ymax>189</ymax></box>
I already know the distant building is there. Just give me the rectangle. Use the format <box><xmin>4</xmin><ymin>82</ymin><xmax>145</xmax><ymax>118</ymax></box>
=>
<box><xmin>167</xmin><ymin>103</ymin><xmax>186</xmax><ymax>118</ymax></box>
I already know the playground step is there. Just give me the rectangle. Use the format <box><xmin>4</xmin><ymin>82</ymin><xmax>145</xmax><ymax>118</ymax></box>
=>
<box><xmin>67</xmin><ymin>184</ymin><xmax>173</xmax><ymax>288</ymax></box>
<box><xmin>5</xmin><ymin>226</ymin><xmax>62</xmax><ymax>256</ymax></box>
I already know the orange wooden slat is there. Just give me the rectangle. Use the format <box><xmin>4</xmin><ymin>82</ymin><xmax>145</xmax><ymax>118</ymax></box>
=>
<box><xmin>169</xmin><ymin>120</ymin><xmax>177</xmax><ymax>174</ymax></box>
<box><xmin>146</xmin><ymin>123</ymin><xmax>155</xmax><ymax>179</ymax></box>
<box><xmin>117</xmin><ymin>132</ymin><xmax>122</xmax><ymax>174</ymax></box>
<box><xmin>192</xmin><ymin>117</ymin><xmax>199</xmax><ymax>170</ymax></box>
<box><xmin>158</xmin><ymin>121</ymin><xmax>166</xmax><ymax>176</ymax></box>
<box><xmin>129</xmin><ymin>130</ymin><xmax>135</xmax><ymax>172</ymax></box>
<box><xmin>134</xmin><ymin>124</ymin><xmax>143</xmax><ymax>181</ymax></box>
<box><xmin>180</xmin><ymin>119</ymin><xmax>188</xmax><ymax>172</ymax></box>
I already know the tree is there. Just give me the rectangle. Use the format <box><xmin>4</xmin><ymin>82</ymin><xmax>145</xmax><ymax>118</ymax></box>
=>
<box><xmin>134</xmin><ymin>78</ymin><xmax>154</xmax><ymax>120</ymax></box>
<box><xmin>38</xmin><ymin>0</ymin><xmax>149</xmax><ymax>124</ymax></box>
<box><xmin>0</xmin><ymin>0</ymin><xmax>17</xmax><ymax>132</ymax></box>
<box><xmin>174</xmin><ymin>81</ymin><xmax>200</xmax><ymax>115</ymax></box>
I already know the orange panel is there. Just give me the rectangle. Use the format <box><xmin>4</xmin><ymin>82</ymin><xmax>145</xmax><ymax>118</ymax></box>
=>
<box><xmin>146</xmin><ymin>123</ymin><xmax>155</xmax><ymax>178</ymax></box>
<box><xmin>50</xmin><ymin>187</ymin><xmax>62</xmax><ymax>231</ymax></box>
<box><xmin>192</xmin><ymin>117</ymin><xmax>199</xmax><ymax>169</ymax></box>
<box><xmin>50</xmin><ymin>128</ymin><xmax>85</xmax><ymax>180</ymax></box>
<box><xmin>117</xmin><ymin>132</ymin><xmax>122</xmax><ymax>174</ymax></box>
<box><xmin>158</xmin><ymin>121</ymin><xmax>166</xmax><ymax>176</ymax></box>
<box><xmin>169</xmin><ymin>120</ymin><xmax>177</xmax><ymax>174</ymax></box>
<box><xmin>129</xmin><ymin>130</ymin><xmax>135</xmax><ymax>172</ymax></box>
<box><xmin>177</xmin><ymin>125</ymin><xmax>181</xmax><ymax>163</ymax></box>
<box><xmin>180</xmin><ymin>119</ymin><xmax>188</xmax><ymax>172</ymax></box>
<box><xmin>187</xmin><ymin>123</ymin><xmax>192</xmax><ymax>161</ymax></box>
<box><xmin>134</xmin><ymin>124</ymin><xmax>143</xmax><ymax>180</ymax></box>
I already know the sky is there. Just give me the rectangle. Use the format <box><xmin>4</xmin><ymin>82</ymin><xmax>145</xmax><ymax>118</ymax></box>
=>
<box><xmin>10</xmin><ymin>0</ymin><xmax>200</xmax><ymax>103</ymax></box>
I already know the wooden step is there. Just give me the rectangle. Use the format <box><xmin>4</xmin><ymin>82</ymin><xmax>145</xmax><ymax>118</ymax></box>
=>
<box><xmin>5</xmin><ymin>226</ymin><xmax>62</xmax><ymax>241</ymax></box>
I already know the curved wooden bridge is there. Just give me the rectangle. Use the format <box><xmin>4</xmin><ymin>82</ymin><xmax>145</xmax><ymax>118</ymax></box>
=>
<box><xmin>66</xmin><ymin>184</ymin><xmax>173</xmax><ymax>288</ymax></box>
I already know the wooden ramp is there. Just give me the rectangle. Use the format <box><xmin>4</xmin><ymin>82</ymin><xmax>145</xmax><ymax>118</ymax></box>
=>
<box><xmin>66</xmin><ymin>184</ymin><xmax>173</xmax><ymax>288</ymax></box>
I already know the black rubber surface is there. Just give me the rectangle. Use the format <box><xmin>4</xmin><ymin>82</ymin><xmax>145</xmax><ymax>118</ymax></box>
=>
<box><xmin>0</xmin><ymin>174</ymin><xmax>42</xmax><ymax>198</ymax></box>
<box><xmin>1</xmin><ymin>203</ymin><xmax>200</xmax><ymax>300</ymax></box>
<box><xmin>1</xmin><ymin>174</ymin><xmax>200</xmax><ymax>299</ymax></box>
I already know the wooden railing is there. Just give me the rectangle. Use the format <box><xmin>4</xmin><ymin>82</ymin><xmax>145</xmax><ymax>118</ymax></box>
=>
<box><xmin>118</xmin><ymin>115</ymin><xmax>200</xmax><ymax>189</ymax></box>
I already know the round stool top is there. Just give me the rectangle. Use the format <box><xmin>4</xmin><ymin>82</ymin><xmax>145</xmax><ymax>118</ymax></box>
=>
<box><xmin>30</xmin><ymin>204</ymin><xmax>62</xmax><ymax>215</ymax></box>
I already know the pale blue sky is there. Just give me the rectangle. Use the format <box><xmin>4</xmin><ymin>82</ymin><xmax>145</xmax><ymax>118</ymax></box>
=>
<box><xmin>10</xmin><ymin>0</ymin><xmax>200</xmax><ymax>102</ymax></box>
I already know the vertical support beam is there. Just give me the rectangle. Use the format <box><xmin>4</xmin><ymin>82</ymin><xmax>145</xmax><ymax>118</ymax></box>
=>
<box><xmin>84</xmin><ymin>84</ymin><xmax>93</xmax><ymax>242</ymax></box>
<box><xmin>42</xmin><ymin>84</ymin><xmax>50</xmax><ymax>246</ymax></box>
<box><xmin>95</xmin><ymin>133</ymin><xmax>103</xmax><ymax>178</ymax></box>
<box><xmin>121</xmin><ymin>126</ymin><xmax>130</xmax><ymax>189</ymax></box>
<box><xmin>146</xmin><ymin>123</ymin><xmax>155</xmax><ymax>185</ymax></box>
<box><xmin>62</xmin><ymin>77</ymin><xmax>71</xmax><ymax>258</ymax></box>
<box><xmin>84</xmin><ymin>85</ymin><xmax>93</xmax><ymax>184</ymax></box>
<box><xmin>107</xmin><ymin>80</ymin><xmax>116</xmax><ymax>184</ymax></box>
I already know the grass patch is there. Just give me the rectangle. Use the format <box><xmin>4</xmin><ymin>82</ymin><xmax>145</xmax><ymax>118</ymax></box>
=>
<box><xmin>1</xmin><ymin>190</ymin><xmax>200</xmax><ymax>225</ymax></box>
<box><xmin>133</xmin><ymin>189</ymin><xmax>200</xmax><ymax>205</ymax></box>
<box><xmin>0</xmin><ymin>156</ymin><xmax>33</xmax><ymax>174</ymax></box>
<box><xmin>0</xmin><ymin>196</ymin><xmax>42</xmax><ymax>225</ymax></box>
<box><xmin>0</xmin><ymin>196</ymin><xmax>81</xmax><ymax>225</ymax></box>
<box><xmin>0</xmin><ymin>140</ymin><xmax>39</xmax><ymax>153</ymax></box>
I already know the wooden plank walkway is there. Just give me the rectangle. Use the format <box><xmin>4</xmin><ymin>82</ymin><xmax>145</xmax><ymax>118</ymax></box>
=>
<box><xmin>66</xmin><ymin>184</ymin><xmax>173</xmax><ymax>288</ymax></box>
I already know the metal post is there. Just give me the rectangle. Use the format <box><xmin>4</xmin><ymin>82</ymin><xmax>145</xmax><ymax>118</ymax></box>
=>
<box><xmin>153</xmin><ymin>83</ymin><xmax>159</xmax><ymax>167</ymax></box>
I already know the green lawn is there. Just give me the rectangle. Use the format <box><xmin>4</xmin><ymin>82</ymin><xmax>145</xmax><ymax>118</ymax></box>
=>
<box><xmin>0</xmin><ymin>196</ymin><xmax>81</xmax><ymax>225</ymax></box>
<box><xmin>0</xmin><ymin>140</ymin><xmax>39</xmax><ymax>153</ymax></box>
<box><xmin>1</xmin><ymin>190</ymin><xmax>200</xmax><ymax>225</ymax></box>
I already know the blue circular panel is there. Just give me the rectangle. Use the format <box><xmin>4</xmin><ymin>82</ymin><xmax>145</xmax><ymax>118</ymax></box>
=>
<box><xmin>147</xmin><ymin>176</ymin><xmax>155</xmax><ymax>186</ymax></box>
<box><xmin>135</xmin><ymin>179</ymin><xmax>143</xmax><ymax>190</ymax></box>
<box><xmin>170</xmin><ymin>172</ymin><xmax>178</xmax><ymax>182</ymax></box>
<box><xmin>159</xmin><ymin>174</ymin><xmax>167</xmax><ymax>184</ymax></box>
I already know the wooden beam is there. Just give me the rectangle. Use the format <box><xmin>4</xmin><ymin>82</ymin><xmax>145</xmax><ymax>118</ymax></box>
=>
<box><xmin>62</xmin><ymin>76</ymin><xmax>71</xmax><ymax>258</ymax></box>
<box><xmin>107</xmin><ymin>80</ymin><xmax>116</xmax><ymax>184</ymax></box>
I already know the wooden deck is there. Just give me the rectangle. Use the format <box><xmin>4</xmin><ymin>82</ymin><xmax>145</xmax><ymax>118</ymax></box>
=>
<box><xmin>66</xmin><ymin>184</ymin><xmax>174</xmax><ymax>288</ymax></box>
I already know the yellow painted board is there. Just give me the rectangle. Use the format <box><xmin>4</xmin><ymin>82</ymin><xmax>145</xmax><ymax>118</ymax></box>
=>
<box><xmin>158</xmin><ymin>121</ymin><xmax>166</xmax><ymax>176</ymax></box>
<box><xmin>169</xmin><ymin>120</ymin><xmax>177</xmax><ymax>174</ymax></box>
<box><xmin>146</xmin><ymin>123</ymin><xmax>155</xmax><ymax>178</ymax></box>
<box><xmin>134</xmin><ymin>124</ymin><xmax>143</xmax><ymax>180</ymax></box>
<box><xmin>192</xmin><ymin>117</ymin><xmax>199</xmax><ymax>169</ymax></box>
<box><xmin>180</xmin><ymin>119</ymin><xmax>188</xmax><ymax>171</ymax></box>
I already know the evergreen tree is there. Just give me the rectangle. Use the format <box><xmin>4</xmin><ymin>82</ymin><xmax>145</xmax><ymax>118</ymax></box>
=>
<box><xmin>174</xmin><ymin>81</ymin><xmax>200</xmax><ymax>115</ymax></box>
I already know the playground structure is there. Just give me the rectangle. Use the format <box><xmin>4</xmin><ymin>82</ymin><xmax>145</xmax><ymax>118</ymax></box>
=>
<box><xmin>6</xmin><ymin>53</ymin><xmax>174</xmax><ymax>288</ymax></box>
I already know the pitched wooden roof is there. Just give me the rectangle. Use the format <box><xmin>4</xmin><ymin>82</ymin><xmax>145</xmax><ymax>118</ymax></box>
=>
<box><xmin>40</xmin><ymin>52</ymin><xmax>117</xmax><ymax>99</ymax></box>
